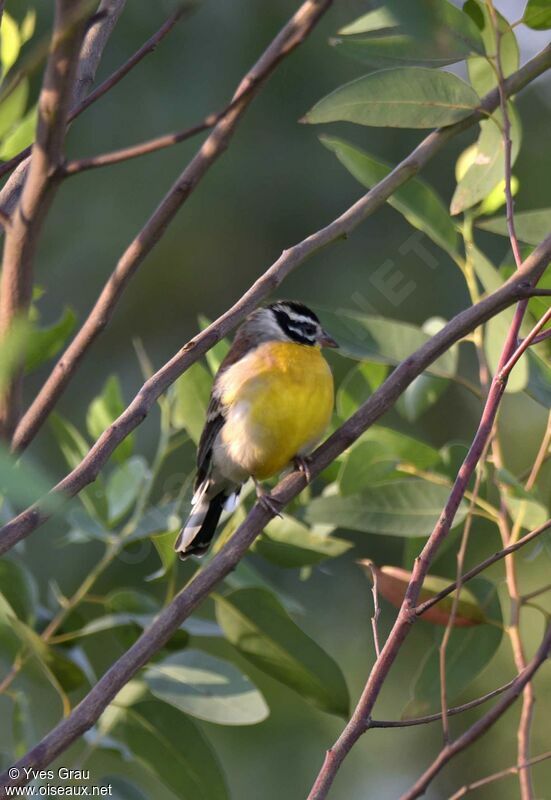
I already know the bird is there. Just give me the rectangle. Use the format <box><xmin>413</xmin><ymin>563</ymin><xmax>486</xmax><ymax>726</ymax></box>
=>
<box><xmin>174</xmin><ymin>300</ymin><xmax>338</xmax><ymax>559</ymax></box>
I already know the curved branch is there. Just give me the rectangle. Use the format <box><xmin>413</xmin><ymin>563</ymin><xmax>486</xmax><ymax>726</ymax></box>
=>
<box><xmin>11</xmin><ymin>0</ymin><xmax>335</xmax><ymax>454</ymax></box>
<box><xmin>0</xmin><ymin>246</ymin><xmax>550</xmax><ymax>794</ymax></box>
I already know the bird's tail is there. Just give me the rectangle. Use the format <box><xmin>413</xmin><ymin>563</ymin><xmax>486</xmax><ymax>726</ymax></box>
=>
<box><xmin>174</xmin><ymin>481</ymin><xmax>238</xmax><ymax>560</ymax></box>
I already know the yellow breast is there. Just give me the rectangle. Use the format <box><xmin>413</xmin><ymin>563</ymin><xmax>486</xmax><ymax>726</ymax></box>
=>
<box><xmin>218</xmin><ymin>342</ymin><xmax>334</xmax><ymax>480</ymax></box>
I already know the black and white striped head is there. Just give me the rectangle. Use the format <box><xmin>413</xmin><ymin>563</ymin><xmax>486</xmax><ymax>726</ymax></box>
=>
<box><xmin>248</xmin><ymin>301</ymin><xmax>338</xmax><ymax>348</ymax></box>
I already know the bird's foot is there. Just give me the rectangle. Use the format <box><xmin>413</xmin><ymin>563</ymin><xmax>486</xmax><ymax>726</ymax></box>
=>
<box><xmin>294</xmin><ymin>454</ymin><xmax>312</xmax><ymax>483</ymax></box>
<box><xmin>253</xmin><ymin>479</ymin><xmax>283</xmax><ymax>517</ymax></box>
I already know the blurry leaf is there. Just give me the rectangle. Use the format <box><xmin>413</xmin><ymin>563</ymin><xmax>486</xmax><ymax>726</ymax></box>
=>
<box><xmin>496</xmin><ymin>469</ymin><xmax>548</xmax><ymax>530</ymax></box>
<box><xmin>437</xmin><ymin>441</ymin><xmax>470</xmax><ymax>481</ymax></box>
<box><xmin>525</xmin><ymin>350</ymin><xmax>551</xmax><ymax>408</ymax></box>
<box><xmin>338</xmin><ymin>442</ymin><xmax>400</xmax><ymax>495</ymax></box>
<box><xmin>305</xmin><ymin>67</ymin><xmax>480</xmax><ymax>128</ymax></box>
<box><xmin>198</xmin><ymin>315</ymin><xmax>230</xmax><ymax>375</ymax></box>
<box><xmin>0</xmin><ymin>442</ymin><xmax>61</xmax><ymax>514</ymax></box>
<box><xmin>253</xmin><ymin>514</ymin><xmax>351</xmax><ymax>568</ymax></box>
<box><xmin>450</xmin><ymin>103</ymin><xmax>521</xmax><ymax>215</ymax></box>
<box><xmin>0</xmin><ymin>78</ymin><xmax>28</xmax><ymax>140</ymax></box>
<box><xmin>0</xmin><ymin>13</ymin><xmax>20</xmax><ymax>74</ymax></box>
<box><xmin>20</xmin><ymin>11</ymin><xmax>37</xmax><ymax>45</ymax></box>
<box><xmin>403</xmin><ymin>577</ymin><xmax>503</xmax><ymax>716</ymax></box>
<box><xmin>0</xmin><ymin>559</ymin><xmax>38</xmax><ymax>624</ymax></box>
<box><xmin>126</xmin><ymin>501</ymin><xmax>181</xmax><ymax>543</ymax></box>
<box><xmin>465</xmin><ymin>1</ymin><xmax>519</xmax><ymax>95</ymax></box>
<box><xmin>101</xmin><ymin>777</ymin><xmax>148</xmax><ymax>800</ymax></box>
<box><xmin>107</xmin><ymin>589</ymin><xmax>159</xmax><ymax>615</ymax></box>
<box><xmin>118</xmin><ymin>701</ymin><xmax>229</xmax><ymax>800</ymax></box>
<box><xmin>470</xmin><ymin>241</ymin><xmax>503</xmax><ymax>293</ymax></box>
<box><xmin>306</xmin><ymin>479</ymin><xmax>468</xmax><ymax>536</ymax></box>
<box><xmin>476</xmin><ymin>208</ymin><xmax>551</xmax><ymax>245</ymax></box>
<box><xmin>149</xmin><ymin>530</ymin><xmax>177</xmax><ymax>581</ymax></box>
<box><xmin>106</xmin><ymin>456</ymin><xmax>148</xmax><ymax>524</ymax></box>
<box><xmin>336</xmin><ymin>362</ymin><xmax>388</xmax><ymax>420</ymax></box>
<box><xmin>334</xmin><ymin>0</ymin><xmax>483</xmax><ymax>67</ymax></box>
<box><xmin>485</xmin><ymin>311</ymin><xmax>528</xmax><ymax>393</ymax></box>
<box><xmin>523</xmin><ymin>0</ymin><xmax>551</xmax><ymax>29</ymax></box>
<box><xmin>63</xmin><ymin>507</ymin><xmax>114</xmax><ymax>545</ymax></box>
<box><xmin>0</xmin><ymin>102</ymin><xmax>37</xmax><ymax>160</ymax></box>
<box><xmin>144</xmin><ymin>650</ymin><xmax>269</xmax><ymax>725</ymax></box>
<box><xmin>223</xmin><ymin>558</ymin><xmax>304</xmax><ymax>615</ymax></box>
<box><xmin>25</xmin><ymin>307</ymin><xmax>76</xmax><ymax>373</ymax></box>
<box><xmin>321</xmin><ymin>309</ymin><xmax>458</xmax><ymax>378</ymax></box>
<box><xmin>321</xmin><ymin>136</ymin><xmax>459</xmax><ymax>255</ymax></box>
<box><xmin>0</xmin><ymin>317</ymin><xmax>31</xmax><ymax>394</ymax></box>
<box><xmin>346</xmin><ymin>426</ymin><xmax>441</xmax><ymax>470</ymax></box>
<box><xmin>51</xmin><ymin>414</ymin><xmax>108</xmax><ymax>521</ymax></box>
<box><xmin>12</xmin><ymin>691</ymin><xmax>34</xmax><ymax>759</ymax></box>
<box><xmin>87</xmin><ymin>376</ymin><xmax>133</xmax><ymax>464</ymax></box>
<box><xmin>360</xmin><ymin>563</ymin><xmax>485</xmax><ymax>625</ymax></box>
<box><xmin>171</xmin><ymin>361</ymin><xmax>211</xmax><ymax>444</ymax></box>
<box><xmin>396</xmin><ymin>374</ymin><xmax>449</xmax><ymax>421</ymax></box>
<box><xmin>479</xmin><ymin>175</ymin><xmax>519</xmax><ymax>216</ymax></box>
<box><xmin>216</xmin><ymin>588</ymin><xmax>349</xmax><ymax>717</ymax></box>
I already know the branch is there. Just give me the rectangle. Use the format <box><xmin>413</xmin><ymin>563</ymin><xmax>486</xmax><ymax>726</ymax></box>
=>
<box><xmin>0</xmin><ymin>245</ymin><xmax>550</xmax><ymax>792</ymax></box>
<box><xmin>498</xmin><ymin>306</ymin><xmax>551</xmax><ymax>379</ymax></box>
<box><xmin>415</xmin><ymin>518</ymin><xmax>551</xmax><ymax>618</ymax></box>
<box><xmin>448</xmin><ymin>750</ymin><xmax>551</xmax><ymax>800</ymax></box>
<box><xmin>0</xmin><ymin>1</ymin><xmax>90</xmax><ymax>440</ymax></box>
<box><xmin>11</xmin><ymin>0</ymin><xmax>335</xmax><ymax>454</ymax></box>
<box><xmin>400</xmin><ymin>626</ymin><xmax>551</xmax><ymax>800</ymax></box>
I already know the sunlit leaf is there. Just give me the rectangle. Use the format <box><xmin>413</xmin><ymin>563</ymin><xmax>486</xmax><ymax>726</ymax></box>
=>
<box><xmin>253</xmin><ymin>514</ymin><xmax>351</xmax><ymax>568</ymax></box>
<box><xmin>523</xmin><ymin>0</ymin><xmax>551</xmax><ymax>30</ymax></box>
<box><xmin>25</xmin><ymin>307</ymin><xmax>76</xmax><ymax>373</ymax></box>
<box><xmin>478</xmin><ymin>176</ymin><xmax>519</xmax><ymax>216</ymax></box>
<box><xmin>321</xmin><ymin>136</ymin><xmax>459</xmax><ymax>255</ymax></box>
<box><xmin>304</xmin><ymin>67</ymin><xmax>480</xmax><ymax>129</ymax></box>
<box><xmin>216</xmin><ymin>588</ymin><xmax>349</xmax><ymax>717</ymax></box>
<box><xmin>0</xmin><ymin>103</ymin><xmax>37</xmax><ymax>160</ymax></box>
<box><xmin>87</xmin><ymin>376</ymin><xmax>133</xmax><ymax>464</ymax></box>
<box><xmin>465</xmin><ymin>0</ymin><xmax>519</xmax><ymax>95</ymax></box>
<box><xmin>198</xmin><ymin>315</ymin><xmax>230</xmax><ymax>375</ymax></box>
<box><xmin>306</xmin><ymin>479</ymin><xmax>468</xmax><ymax>536</ymax></box>
<box><xmin>0</xmin><ymin>13</ymin><xmax>20</xmax><ymax>74</ymax></box>
<box><xmin>145</xmin><ymin>650</ymin><xmax>269</xmax><ymax>725</ymax></box>
<box><xmin>0</xmin><ymin>78</ymin><xmax>27</xmax><ymax>141</ymax></box>
<box><xmin>336</xmin><ymin>362</ymin><xmax>388</xmax><ymax>420</ymax></box>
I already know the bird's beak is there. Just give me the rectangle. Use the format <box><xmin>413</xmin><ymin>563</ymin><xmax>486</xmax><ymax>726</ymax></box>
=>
<box><xmin>319</xmin><ymin>330</ymin><xmax>338</xmax><ymax>348</ymax></box>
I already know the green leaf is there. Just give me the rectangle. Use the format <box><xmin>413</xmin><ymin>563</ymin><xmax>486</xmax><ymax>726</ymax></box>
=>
<box><xmin>338</xmin><ymin>442</ymin><xmax>401</xmax><ymax>495</ymax></box>
<box><xmin>304</xmin><ymin>67</ymin><xmax>480</xmax><ymax>129</ymax></box>
<box><xmin>321</xmin><ymin>136</ymin><xmax>459</xmax><ymax>255</ymax></box>
<box><xmin>465</xmin><ymin>1</ymin><xmax>519</xmax><ymax>95</ymax></box>
<box><xmin>0</xmin><ymin>442</ymin><xmax>60</xmax><ymax>514</ymax></box>
<box><xmin>0</xmin><ymin>559</ymin><xmax>38</xmax><ymax>624</ymax></box>
<box><xmin>144</xmin><ymin>650</ymin><xmax>269</xmax><ymax>726</ymax></box>
<box><xmin>321</xmin><ymin>309</ymin><xmax>458</xmax><ymax>378</ymax></box>
<box><xmin>101</xmin><ymin>777</ymin><xmax>148</xmax><ymax>800</ymax></box>
<box><xmin>0</xmin><ymin>103</ymin><xmax>37</xmax><ymax>160</ymax></box>
<box><xmin>525</xmin><ymin>350</ymin><xmax>551</xmax><ymax>408</ymax></box>
<box><xmin>106</xmin><ymin>456</ymin><xmax>148</xmax><ymax>524</ymax></box>
<box><xmin>450</xmin><ymin>103</ymin><xmax>521</xmax><ymax>215</ymax></box>
<box><xmin>351</xmin><ymin>426</ymin><xmax>441</xmax><ymax>469</ymax></box>
<box><xmin>216</xmin><ymin>588</ymin><xmax>350</xmax><ymax>717</ymax></box>
<box><xmin>306</xmin><ymin>479</ymin><xmax>468</xmax><ymax>536</ymax></box>
<box><xmin>253</xmin><ymin>514</ymin><xmax>351</xmax><ymax>568</ymax></box>
<box><xmin>149</xmin><ymin>530</ymin><xmax>178</xmax><ymax>581</ymax></box>
<box><xmin>485</xmin><ymin>312</ymin><xmax>528</xmax><ymax>393</ymax></box>
<box><xmin>0</xmin><ymin>13</ymin><xmax>21</xmax><ymax>74</ymax></box>
<box><xmin>336</xmin><ymin>362</ymin><xmax>388</xmax><ymax>420</ymax></box>
<box><xmin>171</xmin><ymin>361</ymin><xmax>211</xmax><ymax>444</ymax></box>
<box><xmin>396</xmin><ymin>373</ymin><xmax>449</xmax><ymax>422</ymax></box>
<box><xmin>0</xmin><ymin>317</ymin><xmax>31</xmax><ymax>395</ymax></box>
<box><xmin>118</xmin><ymin>701</ymin><xmax>229</xmax><ymax>800</ymax></box>
<box><xmin>523</xmin><ymin>0</ymin><xmax>551</xmax><ymax>29</ymax></box>
<box><xmin>479</xmin><ymin>176</ymin><xmax>519</xmax><ymax>216</ymax></box>
<box><xmin>87</xmin><ymin>375</ymin><xmax>133</xmax><ymax>464</ymax></box>
<box><xmin>403</xmin><ymin>577</ymin><xmax>503</xmax><ymax>716</ymax></box>
<box><xmin>476</xmin><ymin>208</ymin><xmax>551</xmax><ymax>245</ymax></box>
<box><xmin>0</xmin><ymin>78</ymin><xmax>28</xmax><ymax>141</ymax></box>
<box><xmin>20</xmin><ymin>11</ymin><xmax>37</xmax><ymax>45</ymax></box>
<box><xmin>496</xmin><ymin>469</ymin><xmax>548</xmax><ymax>530</ymax></box>
<box><xmin>25</xmin><ymin>307</ymin><xmax>76</xmax><ymax>373</ymax></box>
<box><xmin>334</xmin><ymin>0</ymin><xmax>483</xmax><ymax>68</ymax></box>
<box><xmin>51</xmin><ymin>413</ymin><xmax>108</xmax><ymax>520</ymax></box>
<box><xmin>198</xmin><ymin>315</ymin><xmax>230</xmax><ymax>375</ymax></box>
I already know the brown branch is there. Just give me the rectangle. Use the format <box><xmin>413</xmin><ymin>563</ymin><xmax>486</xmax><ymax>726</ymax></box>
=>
<box><xmin>370</xmin><ymin>677</ymin><xmax>517</xmax><ymax>729</ymax></box>
<box><xmin>1</xmin><ymin>257</ymin><xmax>550</xmax><ymax>793</ymax></box>
<box><xmin>448</xmin><ymin>750</ymin><xmax>551</xmax><ymax>800</ymax></box>
<box><xmin>399</xmin><ymin>625</ymin><xmax>551</xmax><ymax>800</ymax></box>
<box><xmin>499</xmin><ymin>306</ymin><xmax>551</xmax><ymax>379</ymax></box>
<box><xmin>0</xmin><ymin>1</ymin><xmax>90</xmax><ymax>440</ymax></box>
<box><xmin>10</xmin><ymin>0</ymin><xmax>335</xmax><ymax>454</ymax></box>
<box><xmin>415</xmin><ymin>518</ymin><xmax>551</xmax><ymax>618</ymax></box>
<box><xmin>0</xmin><ymin>4</ymin><xmax>185</xmax><ymax>199</ymax></box>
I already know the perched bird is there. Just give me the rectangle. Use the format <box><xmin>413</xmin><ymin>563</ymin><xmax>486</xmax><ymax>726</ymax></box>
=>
<box><xmin>174</xmin><ymin>300</ymin><xmax>338</xmax><ymax>559</ymax></box>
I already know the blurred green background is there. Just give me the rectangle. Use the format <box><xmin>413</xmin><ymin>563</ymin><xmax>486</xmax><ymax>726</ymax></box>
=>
<box><xmin>2</xmin><ymin>1</ymin><xmax>551</xmax><ymax>798</ymax></box>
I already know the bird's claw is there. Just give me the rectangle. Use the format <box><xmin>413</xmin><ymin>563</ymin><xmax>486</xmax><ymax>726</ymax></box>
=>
<box><xmin>253</xmin><ymin>479</ymin><xmax>283</xmax><ymax>517</ymax></box>
<box><xmin>294</xmin><ymin>455</ymin><xmax>312</xmax><ymax>483</ymax></box>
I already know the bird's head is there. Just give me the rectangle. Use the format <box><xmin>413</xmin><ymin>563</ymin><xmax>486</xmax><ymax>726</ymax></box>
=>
<box><xmin>249</xmin><ymin>300</ymin><xmax>338</xmax><ymax>348</ymax></box>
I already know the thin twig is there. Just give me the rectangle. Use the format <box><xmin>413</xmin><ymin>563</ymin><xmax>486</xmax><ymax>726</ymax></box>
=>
<box><xmin>399</xmin><ymin>626</ymin><xmax>551</xmax><ymax>800</ymax></box>
<box><xmin>448</xmin><ymin>750</ymin><xmax>551</xmax><ymax>800</ymax></box>
<box><xmin>498</xmin><ymin>307</ymin><xmax>551</xmax><ymax>380</ymax></box>
<box><xmin>11</xmin><ymin>0</ymin><xmax>335</xmax><ymax>454</ymax></box>
<box><xmin>363</xmin><ymin>560</ymin><xmax>381</xmax><ymax>658</ymax></box>
<box><xmin>0</xmin><ymin>1</ymin><xmax>90</xmax><ymax>440</ymax></box>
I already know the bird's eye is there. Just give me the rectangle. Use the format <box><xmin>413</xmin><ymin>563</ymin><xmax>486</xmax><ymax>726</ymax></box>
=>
<box><xmin>301</xmin><ymin>323</ymin><xmax>316</xmax><ymax>336</ymax></box>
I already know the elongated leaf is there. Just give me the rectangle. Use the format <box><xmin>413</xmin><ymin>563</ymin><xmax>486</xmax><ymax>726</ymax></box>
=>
<box><xmin>320</xmin><ymin>309</ymin><xmax>458</xmax><ymax>378</ymax></box>
<box><xmin>106</xmin><ymin>456</ymin><xmax>148</xmax><ymax>524</ymax></box>
<box><xmin>338</xmin><ymin>442</ymin><xmax>400</xmax><ymax>495</ymax></box>
<box><xmin>396</xmin><ymin>374</ymin><xmax>449</xmax><ymax>422</ymax></box>
<box><xmin>101</xmin><ymin>777</ymin><xmax>148</xmax><ymax>800</ymax></box>
<box><xmin>306</xmin><ymin>479</ymin><xmax>468</xmax><ymax>536</ymax></box>
<box><xmin>25</xmin><ymin>307</ymin><xmax>76</xmax><ymax>373</ymax></box>
<box><xmin>451</xmin><ymin>103</ymin><xmax>521</xmax><ymax>215</ymax></box>
<box><xmin>359</xmin><ymin>563</ymin><xmax>485</xmax><ymax>626</ymax></box>
<box><xmin>0</xmin><ymin>103</ymin><xmax>37</xmax><ymax>160</ymax></box>
<box><xmin>171</xmin><ymin>361</ymin><xmax>211</xmax><ymax>444</ymax></box>
<box><xmin>525</xmin><ymin>350</ymin><xmax>551</xmax><ymax>408</ymax></box>
<box><xmin>523</xmin><ymin>0</ymin><xmax>551</xmax><ymax>29</ymax></box>
<box><xmin>334</xmin><ymin>0</ymin><xmax>483</xmax><ymax>68</ymax></box>
<box><xmin>476</xmin><ymin>208</ymin><xmax>550</xmax><ymax>245</ymax></box>
<box><xmin>321</xmin><ymin>136</ymin><xmax>459</xmax><ymax>255</ymax></box>
<box><xmin>0</xmin><ymin>317</ymin><xmax>31</xmax><ymax>395</ymax></box>
<box><xmin>87</xmin><ymin>376</ymin><xmax>133</xmax><ymax>464</ymax></box>
<box><xmin>465</xmin><ymin>1</ymin><xmax>519</xmax><ymax>95</ymax></box>
<box><xmin>0</xmin><ymin>78</ymin><xmax>28</xmax><ymax>140</ymax></box>
<box><xmin>118</xmin><ymin>701</ymin><xmax>229</xmax><ymax>800</ymax></box>
<box><xmin>336</xmin><ymin>362</ymin><xmax>388</xmax><ymax>420</ymax></box>
<box><xmin>0</xmin><ymin>442</ymin><xmax>61</xmax><ymax>514</ymax></box>
<box><xmin>403</xmin><ymin>577</ymin><xmax>503</xmax><ymax>716</ymax></box>
<box><xmin>0</xmin><ymin>559</ymin><xmax>38</xmax><ymax>624</ymax></box>
<box><xmin>350</xmin><ymin>427</ymin><xmax>441</xmax><ymax>469</ymax></box>
<box><xmin>0</xmin><ymin>13</ymin><xmax>21</xmax><ymax>74</ymax></box>
<box><xmin>198</xmin><ymin>315</ymin><xmax>230</xmax><ymax>375</ymax></box>
<box><xmin>304</xmin><ymin>67</ymin><xmax>480</xmax><ymax>129</ymax></box>
<box><xmin>145</xmin><ymin>650</ymin><xmax>269</xmax><ymax>725</ymax></box>
<box><xmin>216</xmin><ymin>588</ymin><xmax>349</xmax><ymax>717</ymax></box>
<box><xmin>253</xmin><ymin>514</ymin><xmax>351</xmax><ymax>568</ymax></box>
